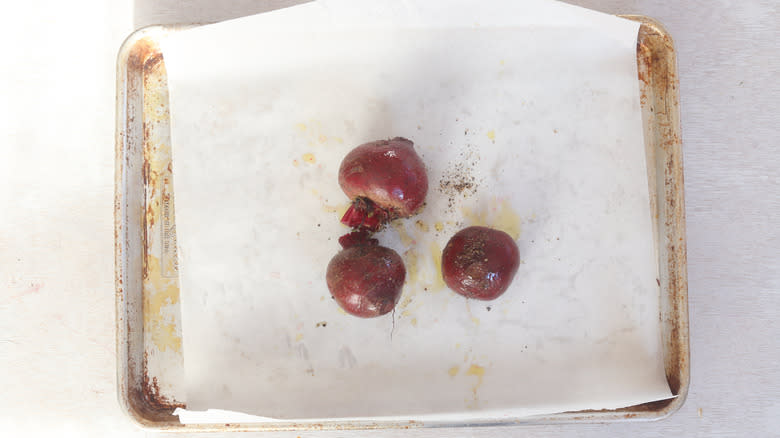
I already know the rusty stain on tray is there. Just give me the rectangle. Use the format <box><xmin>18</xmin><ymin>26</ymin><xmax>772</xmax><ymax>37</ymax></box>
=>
<box><xmin>142</xmin><ymin>352</ymin><xmax>186</xmax><ymax>411</ymax></box>
<box><xmin>115</xmin><ymin>16</ymin><xmax>688</xmax><ymax>430</ymax></box>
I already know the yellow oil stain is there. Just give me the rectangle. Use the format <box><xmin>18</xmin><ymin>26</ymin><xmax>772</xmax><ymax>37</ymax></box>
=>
<box><xmin>336</xmin><ymin>203</ymin><xmax>350</xmax><ymax>218</ymax></box>
<box><xmin>428</xmin><ymin>241</ymin><xmax>446</xmax><ymax>292</ymax></box>
<box><xmin>415</xmin><ymin>220</ymin><xmax>430</xmax><ymax>233</ymax></box>
<box><xmin>411</xmin><ymin>318</ymin><xmax>418</xmax><ymax>327</ymax></box>
<box><xmin>455</xmin><ymin>343</ymin><xmax>461</xmax><ymax>349</ymax></box>
<box><xmin>500</xmin><ymin>59</ymin><xmax>505</xmax><ymax>66</ymax></box>
<box><xmin>465</xmin><ymin>301</ymin><xmax>480</xmax><ymax>326</ymax></box>
<box><xmin>448</xmin><ymin>365</ymin><xmax>460</xmax><ymax>377</ymax></box>
<box><xmin>143</xmin><ymin>254</ymin><xmax>182</xmax><ymax>353</ymax></box>
<box><xmin>494</xmin><ymin>199</ymin><xmax>522</xmax><ymax>239</ymax></box>
<box><xmin>461</xmin><ymin>199</ymin><xmax>521</xmax><ymax>240</ymax></box>
<box><xmin>295</xmin><ymin>333</ymin><xmax>304</xmax><ymax>342</ymax></box>
<box><xmin>321</xmin><ymin>202</ymin><xmax>351</xmax><ymax>216</ymax></box>
<box><xmin>461</xmin><ymin>206</ymin><xmax>489</xmax><ymax>227</ymax></box>
<box><xmin>302</xmin><ymin>153</ymin><xmax>316</xmax><ymax>164</ymax></box>
<box><xmin>292</xmin><ymin>159</ymin><xmax>300</xmax><ymax>167</ymax></box>
<box><xmin>152</xmin><ymin>318</ymin><xmax>181</xmax><ymax>353</ymax></box>
<box><xmin>398</xmin><ymin>283</ymin><xmax>423</xmax><ymax>317</ymax></box>
<box><xmin>296</xmin><ymin>120</ymin><xmax>344</xmax><ymax>147</ymax></box>
<box><xmin>310</xmin><ymin>188</ymin><xmax>319</xmax><ymax>197</ymax></box>
<box><xmin>320</xmin><ymin>296</ymin><xmax>325</xmax><ymax>301</ymax></box>
<box><xmin>143</xmin><ymin>255</ymin><xmax>176</xmax><ymax>301</ymax></box>
<box><xmin>392</xmin><ymin>222</ymin><xmax>415</xmax><ymax>247</ymax></box>
<box><xmin>399</xmin><ymin>293</ymin><xmax>415</xmax><ymax>314</ymax></box>
<box><xmin>466</xmin><ymin>364</ymin><xmax>486</xmax><ymax>407</ymax></box>
<box><xmin>404</xmin><ymin>249</ymin><xmax>420</xmax><ymax>286</ymax></box>
<box><xmin>486</xmin><ymin>130</ymin><xmax>496</xmax><ymax>142</ymax></box>
<box><xmin>466</xmin><ymin>364</ymin><xmax>485</xmax><ymax>378</ymax></box>
<box><xmin>141</xmin><ymin>122</ymin><xmax>182</xmax><ymax>354</ymax></box>
<box><xmin>434</xmin><ymin>221</ymin><xmax>444</xmax><ymax>232</ymax></box>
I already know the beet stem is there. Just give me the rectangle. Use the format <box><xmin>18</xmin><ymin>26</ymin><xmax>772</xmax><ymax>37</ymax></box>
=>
<box><xmin>340</xmin><ymin>203</ymin><xmax>365</xmax><ymax>228</ymax></box>
<box><xmin>338</xmin><ymin>230</ymin><xmax>379</xmax><ymax>249</ymax></box>
<box><xmin>339</xmin><ymin>198</ymin><xmax>388</xmax><ymax>232</ymax></box>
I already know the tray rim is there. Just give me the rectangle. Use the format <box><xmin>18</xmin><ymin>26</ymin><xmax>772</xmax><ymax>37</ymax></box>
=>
<box><xmin>115</xmin><ymin>15</ymin><xmax>689</xmax><ymax>431</ymax></box>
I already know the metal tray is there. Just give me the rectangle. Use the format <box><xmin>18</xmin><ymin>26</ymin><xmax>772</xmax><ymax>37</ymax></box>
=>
<box><xmin>115</xmin><ymin>15</ymin><xmax>688</xmax><ymax>431</ymax></box>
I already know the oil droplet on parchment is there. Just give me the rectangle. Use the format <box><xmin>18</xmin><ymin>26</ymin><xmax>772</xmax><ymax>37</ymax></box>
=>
<box><xmin>321</xmin><ymin>202</ymin><xmax>351</xmax><ymax>216</ymax></box>
<box><xmin>428</xmin><ymin>241</ymin><xmax>446</xmax><ymax>292</ymax></box>
<box><xmin>404</xmin><ymin>249</ymin><xmax>420</xmax><ymax>285</ymax></box>
<box><xmin>461</xmin><ymin>198</ymin><xmax>521</xmax><ymax>240</ymax></box>
<box><xmin>466</xmin><ymin>364</ymin><xmax>486</xmax><ymax>408</ymax></box>
<box><xmin>392</xmin><ymin>222</ymin><xmax>415</xmax><ymax>247</ymax></box>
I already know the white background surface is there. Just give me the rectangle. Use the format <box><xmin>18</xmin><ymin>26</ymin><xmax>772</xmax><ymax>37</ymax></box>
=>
<box><xmin>0</xmin><ymin>0</ymin><xmax>778</xmax><ymax>437</ymax></box>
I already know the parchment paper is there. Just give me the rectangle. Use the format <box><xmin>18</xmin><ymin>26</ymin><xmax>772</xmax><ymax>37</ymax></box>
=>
<box><xmin>161</xmin><ymin>0</ymin><xmax>672</xmax><ymax>423</ymax></box>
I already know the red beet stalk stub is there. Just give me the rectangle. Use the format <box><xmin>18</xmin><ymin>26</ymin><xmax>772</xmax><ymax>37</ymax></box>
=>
<box><xmin>326</xmin><ymin>245</ymin><xmax>406</xmax><ymax>318</ymax></box>
<box><xmin>338</xmin><ymin>137</ymin><xmax>428</xmax><ymax>231</ymax></box>
<box><xmin>337</xmin><ymin>229</ymin><xmax>378</xmax><ymax>249</ymax></box>
<box><xmin>441</xmin><ymin>226</ymin><xmax>520</xmax><ymax>301</ymax></box>
<box><xmin>339</xmin><ymin>197</ymin><xmax>388</xmax><ymax>231</ymax></box>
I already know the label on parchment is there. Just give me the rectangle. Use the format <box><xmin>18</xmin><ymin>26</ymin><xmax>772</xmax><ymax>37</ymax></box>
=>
<box><xmin>161</xmin><ymin>177</ymin><xmax>179</xmax><ymax>278</ymax></box>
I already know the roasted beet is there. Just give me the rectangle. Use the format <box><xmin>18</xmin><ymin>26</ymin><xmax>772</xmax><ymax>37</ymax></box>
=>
<box><xmin>326</xmin><ymin>244</ymin><xmax>406</xmax><ymax>318</ymax></box>
<box><xmin>338</xmin><ymin>137</ymin><xmax>428</xmax><ymax>231</ymax></box>
<box><xmin>441</xmin><ymin>226</ymin><xmax>520</xmax><ymax>300</ymax></box>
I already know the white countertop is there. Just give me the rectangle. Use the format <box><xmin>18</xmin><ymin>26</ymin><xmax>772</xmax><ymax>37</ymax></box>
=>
<box><xmin>1</xmin><ymin>1</ymin><xmax>778</xmax><ymax>437</ymax></box>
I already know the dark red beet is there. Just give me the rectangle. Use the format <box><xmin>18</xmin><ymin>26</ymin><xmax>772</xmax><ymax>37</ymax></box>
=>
<box><xmin>326</xmin><ymin>245</ymin><xmax>406</xmax><ymax>318</ymax></box>
<box><xmin>338</xmin><ymin>137</ymin><xmax>428</xmax><ymax>231</ymax></box>
<box><xmin>441</xmin><ymin>226</ymin><xmax>520</xmax><ymax>301</ymax></box>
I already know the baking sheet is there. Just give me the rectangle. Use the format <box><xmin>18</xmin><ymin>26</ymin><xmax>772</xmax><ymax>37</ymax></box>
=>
<box><xmin>160</xmin><ymin>0</ymin><xmax>673</xmax><ymax>423</ymax></box>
